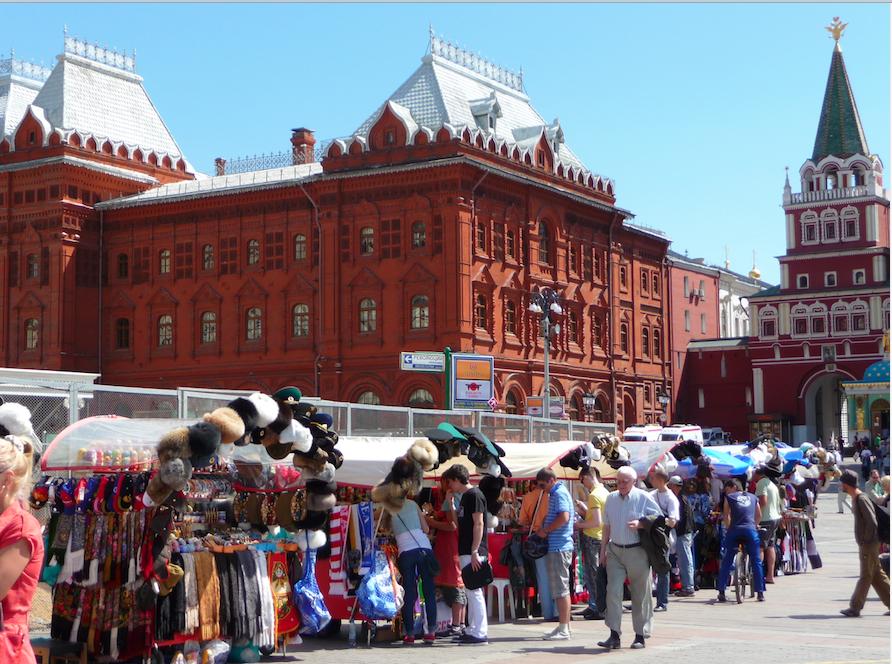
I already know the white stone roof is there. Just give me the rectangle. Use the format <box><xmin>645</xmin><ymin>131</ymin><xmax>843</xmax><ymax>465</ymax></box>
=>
<box><xmin>0</xmin><ymin>74</ymin><xmax>42</xmax><ymax>138</ymax></box>
<box><xmin>352</xmin><ymin>45</ymin><xmax>596</xmax><ymax>180</ymax></box>
<box><xmin>97</xmin><ymin>162</ymin><xmax>322</xmax><ymax>209</ymax></box>
<box><xmin>30</xmin><ymin>52</ymin><xmax>191</xmax><ymax>171</ymax></box>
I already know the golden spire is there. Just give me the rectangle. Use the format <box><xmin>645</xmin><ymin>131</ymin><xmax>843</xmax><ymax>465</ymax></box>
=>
<box><xmin>748</xmin><ymin>249</ymin><xmax>761</xmax><ymax>280</ymax></box>
<box><xmin>825</xmin><ymin>17</ymin><xmax>847</xmax><ymax>43</ymax></box>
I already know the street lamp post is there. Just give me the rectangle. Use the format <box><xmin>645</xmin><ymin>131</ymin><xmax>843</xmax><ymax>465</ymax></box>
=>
<box><xmin>657</xmin><ymin>390</ymin><xmax>671</xmax><ymax>424</ymax></box>
<box><xmin>582</xmin><ymin>392</ymin><xmax>597</xmax><ymax>422</ymax></box>
<box><xmin>529</xmin><ymin>287</ymin><xmax>562</xmax><ymax>419</ymax></box>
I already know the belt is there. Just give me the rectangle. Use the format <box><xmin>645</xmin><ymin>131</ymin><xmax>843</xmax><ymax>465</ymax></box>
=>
<box><xmin>611</xmin><ymin>542</ymin><xmax>641</xmax><ymax>548</ymax></box>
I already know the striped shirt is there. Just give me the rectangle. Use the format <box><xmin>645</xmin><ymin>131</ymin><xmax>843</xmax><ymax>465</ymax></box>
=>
<box><xmin>602</xmin><ymin>487</ymin><xmax>662</xmax><ymax>545</ymax></box>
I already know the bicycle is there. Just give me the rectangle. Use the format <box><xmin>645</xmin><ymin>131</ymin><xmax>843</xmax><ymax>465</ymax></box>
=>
<box><xmin>730</xmin><ymin>536</ymin><xmax>755</xmax><ymax>604</ymax></box>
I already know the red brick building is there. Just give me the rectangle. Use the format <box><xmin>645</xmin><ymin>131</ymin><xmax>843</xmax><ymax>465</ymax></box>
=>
<box><xmin>687</xmin><ymin>29</ymin><xmax>889</xmax><ymax>443</ymax></box>
<box><xmin>0</xmin><ymin>33</ymin><xmax>672</xmax><ymax>427</ymax></box>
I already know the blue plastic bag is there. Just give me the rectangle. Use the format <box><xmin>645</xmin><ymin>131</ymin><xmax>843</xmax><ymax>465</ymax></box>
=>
<box><xmin>293</xmin><ymin>549</ymin><xmax>331</xmax><ymax>635</ymax></box>
<box><xmin>357</xmin><ymin>550</ymin><xmax>399</xmax><ymax>620</ymax></box>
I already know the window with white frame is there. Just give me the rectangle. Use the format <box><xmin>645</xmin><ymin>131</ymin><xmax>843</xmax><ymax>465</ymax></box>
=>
<box><xmin>841</xmin><ymin>207</ymin><xmax>860</xmax><ymax>241</ymax></box>
<box><xmin>809</xmin><ymin>303</ymin><xmax>827</xmax><ymax>335</ymax></box>
<box><xmin>821</xmin><ymin>210</ymin><xmax>839</xmax><ymax>243</ymax></box>
<box><xmin>410</xmin><ymin>295</ymin><xmax>429</xmax><ymax>329</ymax></box>
<box><xmin>853</xmin><ymin>269</ymin><xmax>866</xmax><ymax>285</ymax></box>
<box><xmin>791</xmin><ymin>305</ymin><xmax>809</xmax><ymax>336</ymax></box>
<box><xmin>800</xmin><ymin>212</ymin><xmax>819</xmax><ymax>246</ymax></box>
<box><xmin>884</xmin><ymin>299</ymin><xmax>890</xmax><ymax>331</ymax></box>
<box><xmin>797</xmin><ymin>274</ymin><xmax>809</xmax><ymax>289</ymax></box>
<box><xmin>684</xmin><ymin>310</ymin><xmax>690</xmax><ymax>332</ymax></box>
<box><xmin>825</xmin><ymin>272</ymin><xmax>837</xmax><ymax>287</ymax></box>
<box><xmin>759</xmin><ymin>306</ymin><xmax>778</xmax><ymax>338</ymax></box>
<box><xmin>359</xmin><ymin>298</ymin><xmax>377</xmax><ymax>332</ymax></box>
<box><xmin>850</xmin><ymin>301</ymin><xmax>869</xmax><ymax>335</ymax></box>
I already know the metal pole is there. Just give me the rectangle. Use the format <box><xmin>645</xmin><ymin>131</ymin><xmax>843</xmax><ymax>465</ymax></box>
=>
<box><xmin>543</xmin><ymin>319</ymin><xmax>550</xmax><ymax>419</ymax></box>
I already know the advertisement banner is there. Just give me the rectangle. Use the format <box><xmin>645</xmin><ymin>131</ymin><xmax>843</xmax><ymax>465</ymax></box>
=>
<box><xmin>450</xmin><ymin>354</ymin><xmax>495</xmax><ymax>410</ymax></box>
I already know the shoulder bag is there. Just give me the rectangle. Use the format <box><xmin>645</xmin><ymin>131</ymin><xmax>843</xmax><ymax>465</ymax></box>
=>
<box><xmin>522</xmin><ymin>489</ymin><xmax>548</xmax><ymax>560</ymax></box>
<box><xmin>395</xmin><ymin>513</ymin><xmax>442</xmax><ymax>577</ymax></box>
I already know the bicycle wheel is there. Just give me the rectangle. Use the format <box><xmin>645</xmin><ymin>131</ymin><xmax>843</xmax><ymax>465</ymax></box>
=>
<box><xmin>734</xmin><ymin>549</ymin><xmax>746</xmax><ymax>603</ymax></box>
<box><xmin>745</xmin><ymin>552</ymin><xmax>755</xmax><ymax>598</ymax></box>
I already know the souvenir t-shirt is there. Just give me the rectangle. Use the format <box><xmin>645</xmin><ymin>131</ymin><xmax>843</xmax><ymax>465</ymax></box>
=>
<box><xmin>457</xmin><ymin>487</ymin><xmax>488</xmax><ymax>557</ymax></box>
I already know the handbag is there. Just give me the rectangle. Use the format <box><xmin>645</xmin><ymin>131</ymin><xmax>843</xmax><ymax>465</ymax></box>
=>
<box><xmin>293</xmin><ymin>549</ymin><xmax>332</xmax><ymax>635</ymax></box>
<box><xmin>522</xmin><ymin>490</ymin><xmax>549</xmax><ymax>560</ymax></box>
<box><xmin>396</xmin><ymin>513</ymin><xmax>442</xmax><ymax>577</ymax></box>
<box><xmin>461</xmin><ymin>559</ymin><xmax>493</xmax><ymax>590</ymax></box>
<box><xmin>357</xmin><ymin>549</ymin><xmax>400</xmax><ymax>619</ymax></box>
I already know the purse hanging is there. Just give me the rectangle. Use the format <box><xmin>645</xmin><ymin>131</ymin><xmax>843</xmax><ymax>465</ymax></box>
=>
<box><xmin>395</xmin><ymin>513</ymin><xmax>441</xmax><ymax>577</ymax></box>
<box><xmin>523</xmin><ymin>489</ymin><xmax>549</xmax><ymax>560</ymax></box>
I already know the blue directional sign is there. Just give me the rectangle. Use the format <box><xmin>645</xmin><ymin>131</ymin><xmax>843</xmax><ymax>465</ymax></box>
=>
<box><xmin>400</xmin><ymin>351</ymin><xmax>447</xmax><ymax>373</ymax></box>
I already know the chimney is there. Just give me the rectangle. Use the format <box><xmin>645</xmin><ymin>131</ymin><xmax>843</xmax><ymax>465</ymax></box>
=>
<box><xmin>291</xmin><ymin>128</ymin><xmax>316</xmax><ymax>165</ymax></box>
<box><xmin>214</xmin><ymin>158</ymin><xmax>227</xmax><ymax>176</ymax></box>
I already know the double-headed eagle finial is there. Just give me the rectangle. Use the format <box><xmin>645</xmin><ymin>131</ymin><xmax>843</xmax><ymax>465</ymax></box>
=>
<box><xmin>825</xmin><ymin>17</ymin><xmax>847</xmax><ymax>43</ymax></box>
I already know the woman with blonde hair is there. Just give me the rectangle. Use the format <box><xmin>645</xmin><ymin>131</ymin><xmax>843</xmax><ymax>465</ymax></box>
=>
<box><xmin>0</xmin><ymin>434</ymin><xmax>44</xmax><ymax>663</ymax></box>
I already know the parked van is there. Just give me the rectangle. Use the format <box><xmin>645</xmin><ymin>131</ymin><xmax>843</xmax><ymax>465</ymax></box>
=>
<box><xmin>701</xmin><ymin>427</ymin><xmax>727</xmax><ymax>446</ymax></box>
<box><xmin>622</xmin><ymin>424</ymin><xmax>663</xmax><ymax>442</ymax></box>
<box><xmin>657</xmin><ymin>425</ymin><xmax>704</xmax><ymax>444</ymax></box>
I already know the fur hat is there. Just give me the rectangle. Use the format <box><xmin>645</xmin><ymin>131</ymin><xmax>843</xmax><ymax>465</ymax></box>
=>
<box><xmin>279</xmin><ymin>420</ymin><xmax>313</xmax><ymax>453</ymax></box>
<box><xmin>268</xmin><ymin>399</ymin><xmax>294</xmax><ymax>435</ymax></box>
<box><xmin>300</xmin><ymin>463</ymin><xmax>336</xmax><ymax>484</ymax></box>
<box><xmin>188</xmin><ymin>421</ymin><xmax>221</xmax><ymax>468</ymax></box>
<box><xmin>0</xmin><ymin>403</ymin><xmax>37</xmax><ymax>447</ymax></box>
<box><xmin>407</xmin><ymin>438</ymin><xmax>439</xmax><ymax>472</ymax></box>
<box><xmin>292</xmin><ymin>448</ymin><xmax>328</xmax><ymax>472</ymax></box>
<box><xmin>247</xmin><ymin>392</ymin><xmax>280</xmax><ymax>429</ymax></box>
<box><xmin>203</xmin><ymin>407</ymin><xmax>245</xmax><ymax>447</ymax></box>
<box><xmin>306</xmin><ymin>492</ymin><xmax>337</xmax><ymax>511</ymax></box>
<box><xmin>299</xmin><ymin>509</ymin><xmax>329</xmax><ymax>531</ymax></box>
<box><xmin>159</xmin><ymin>458</ymin><xmax>193</xmax><ymax>491</ymax></box>
<box><xmin>478</xmin><ymin>475</ymin><xmax>505</xmax><ymax>516</ymax></box>
<box><xmin>157</xmin><ymin>428</ymin><xmax>191</xmax><ymax>463</ymax></box>
<box><xmin>226</xmin><ymin>398</ymin><xmax>260</xmax><ymax>445</ymax></box>
<box><xmin>305</xmin><ymin>479</ymin><xmax>338</xmax><ymax>495</ymax></box>
<box><xmin>371</xmin><ymin>457</ymin><xmax>422</xmax><ymax>514</ymax></box>
<box><xmin>295</xmin><ymin>528</ymin><xmax>327</xmax><ymax>551</ymax></box>
<box><xmin>371</xmin><ymin>479</ymin><xmax>408</xmax><ymax>515</ymax></box>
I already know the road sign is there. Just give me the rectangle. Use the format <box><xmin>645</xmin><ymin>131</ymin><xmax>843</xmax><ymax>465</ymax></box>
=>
<box><xmin>526</xmin><ymin>396</ymin><xmax>565</xmax><ymax>417</ymax></box>
<box><xmin>487</xmin><ymin>396</ymin><xmax>498</xmax><ymax>410</ymax></box>
<box><xmin>400</xmin><ymin>352</ymin><xmax>446</xmax><ymax>373</ymax></box>
<box><xmin>450</xmin><ymin>354</ymin><xmax>495</xmax><ymax>410</ymax></box>
<box><xmin>660</xmin><ymin>413</ymin><xmax>668</xmax><ymax>423</ymax></box>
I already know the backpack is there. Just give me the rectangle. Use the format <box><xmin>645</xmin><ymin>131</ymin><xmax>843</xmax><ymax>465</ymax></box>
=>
<box><xmin>873</xmin><ymin>501</ymin><xmax>890</xmax><ymax>545</ymax></box>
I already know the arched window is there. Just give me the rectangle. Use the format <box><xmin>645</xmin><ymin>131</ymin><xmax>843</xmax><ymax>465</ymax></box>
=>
<box><xmin>117</xmin><ymin>253</ymin><xmax>129</xmax><ymax>279</ymax></box>
<box><xmin>201</xmin><ymin>312</ymin><xmax>217</xmax><ymax>344</ymax></box>
<box><xmin>24</xmin><ymin>319</ymin><xmax>38</xmax><ymax>349</ymax></box>
<box><xmin>506</xmin><ymin>230</ymin><xmax>516</xmax><ymax>259</ymax></box>
<box><xmin>505</xmin><ymin>301</ymin><xmax>516</xmax><ymax>334</ymax></box>
<box><xmin>569</xmin><ymin>395</ymin><xmax>582</xmax><ymax>421</ymax></box>
<box><xmin>569</xmin><ymin>311</ymin><xmax>578</xmax><ymax>343</ymax></box>
<box><xmin>759</xmin><ymin>307</ymin><xmax>778</xmax><ymax>338</ymax></box>
<box><xmin>360</xmin><ymin>227</ymin><xmax>374</xmax><ymax>255</ymax></box>
<box><xmin>246</xmin><ymin>308</ymin><xmax>262</xmax><ymax>340</ymax></box>
<box><xmin>653</xmin><ymin>329</ymin><xmax>662</xmax><ymax>359</ymax></box>
<box><xmin>619</xmin><ymin>265</ymin><xmax>627</xmax><ymax>288</ymax></box>
<box><xmin>359</xmin><ymin>298</ymin><xmax>377</xmax><ymax>332</ymax></box>
<box><xmin>292</xmin><ymin>304</ymin><xmax>310</xmax><ymax>337</ymax></box>
<box><xmin>408</xmin><ymin>388</ymin><xmax>434</xmax><ymax>407</ymax></box>
<box><xmin>159</xmin><ymin>249</ymin><xmax>171</xmax><ymax>275</ymax></box>
<box><xmin>202</xmin><ymin>244</ymin><xmax>215</xmax><ymax>271</ymax></box>
<box><xmin>410</xmin><ymin>295</ymin><xmax>429</xmax><ymax>329</ymax></box>
<box><xmin>412</xmin><ymin>222</ymin><xmax>426</xmax><ymax>249</ymax></box>
<box><xmin>642</xmin><ymin>327</ymin><xmax>650</xmax><ymax>357</ymax></box>
<box><xmin>475</xmin><ymin>294</ymin><xmax>487</xmax><ymax>329</ymax></box>
<box><xmin>476</xmin><ymin>221</ymin><xmax>486</xmax><ymax>251</ymax></box>
<box><xmin>593</xmin><ymin>315</ymin><xmax>603</xmax><ymax>348</ymax></box>
<box><xmin>641</xmin><ymin>270</ymin><xmax>648</xmax><ymax>293</ymax></box>
<box><xmin>247</xmin><ymin>239</ymin><xmax>260</xmax><ymax>265</ymax></box>
<box><xmin>505</xmin><ymin>390</ymin><xmax>519</xmax><ymax>415</ymax></box>
<box><xmin>26</xmin><ymin>254</ymin><xmax>38</xmax><ymax>280</ymax></box>
<box><xmin>357</xmin><ymin>391</ymin><xmax>380</xmax><ymax>405</ymax></box>
<box><xmin>594</xmin><ymin>396</ymin><xmax>607</xmax><ymax>423</ymax></box>
<box><xmin>620</xmin><ymin>323</ymin><xmax>629</xmax><ymax>353</ymax></box>
<box><xmin>538</xmin><ymin>222</ymin><xmax>551</xmax><ymax>265</ymax></box>
<box><xmin>652</xmin><ymin>273</ymin><xmax>660</xmax><ymax>296</ymax></box>
<box><xmin>115</xmin><ymin>318</ymin><xmax>130</xmax><ymax>349</ymax></box>
<box><xmin>158</xmin><ymin>315</ymin><xmax>173</xmax><ymax>346</ymax></box>
<box><xmin>294</xmin><ymin>234</ymin><xmax>307</xmax><ymax>261</ymax></box>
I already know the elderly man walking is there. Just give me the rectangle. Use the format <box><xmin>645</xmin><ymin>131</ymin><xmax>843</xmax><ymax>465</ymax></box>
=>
<box><xmin>536</xmin><ymin>468</ymin><xmax>575</xmax><ymax>641</ymax></box>
<box><xmin>598</xmin><ymin>466</ymin><xmax>662</xmax><ymax>650</ymax></box>
<box><xmin>839</xmin><ymin>470</ymin><xmax>891</xmax><ymax>617</ymax></box>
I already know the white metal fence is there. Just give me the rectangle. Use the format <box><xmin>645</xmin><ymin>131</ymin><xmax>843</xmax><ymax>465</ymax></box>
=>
<box><xmin>0</xmin><ymin>377</ymin><xmax>615</xmax><ymax>445</ymax></box>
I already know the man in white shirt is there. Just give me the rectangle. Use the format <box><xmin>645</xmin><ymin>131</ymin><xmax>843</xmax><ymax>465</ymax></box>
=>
<box><xmin>648</xmin><ymin>469</ymin><xmax>679</xmax><ymax>612</ymax></box>
<box><xmin>598</xmin><ymin>466</ymin><xmax>662</xmax><ymax>651</ymax></box>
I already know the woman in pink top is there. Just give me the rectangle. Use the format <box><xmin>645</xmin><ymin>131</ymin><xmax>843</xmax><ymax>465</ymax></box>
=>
<box><xmin>0</xmin><ymin>435</ymin><xmax>44</xmax><ymax>663</ymax></box>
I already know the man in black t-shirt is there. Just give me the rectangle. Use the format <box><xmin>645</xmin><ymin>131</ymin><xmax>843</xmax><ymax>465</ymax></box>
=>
<box><xmin>442</xmin><ymin>465</ymin><xmax>488</xmax><ymax>645</ymax></box>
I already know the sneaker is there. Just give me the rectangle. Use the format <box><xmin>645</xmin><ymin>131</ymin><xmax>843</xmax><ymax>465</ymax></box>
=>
<box><xmin>675</xmin><ymin>590</ymin><xmax>695</xmax><ymax>598</ymax></box>
<box><xmin>839</xmin><ymin>608</ymin><xmax>860</xmax><ymax>617</ymax></box>
<box><xmin>457</xmin><ymin>634</ymin><xmax>488</xmax><ymax>646</ymax></box>
<box><xmin>542</xmin><ymin>626</ymin><xmax>571</xmax><ymax>641</ymax></box>
<box><xmin>630</xmin><ymin>634</ymin><xmax>646</xmax><ymax>650</ymax></box>
<box><xmin>423</xmin><ymin>633</ymin><xmax>436</xmax><ymax>644</ymax></box>
<box><xmin>401</xmin><ymin>636</ymin><xmax>416</xmax><ymax>644</ymax></box>
<box><xmin>437</xmin><ymin>625</ymin><xmax>462</xmax><ymax>639</ymax></box>
<box><xmin>654</xmin><ymin>605</ymin><xmax>667</xmax><ymax>612</ymax></box>
<box><xmin>582</xmin><ymin>608</ymin><xmax>605</xmax><ymax>620</ymax></box>
<box><xmin>717</xmin><ymin>592</ymin><xmax>727</xmax><ymax>603</ymax></box>
<box><xmin>757</xmin><ymin>592</ymin><xmax>765</xmax><ymax>602</ymax></box>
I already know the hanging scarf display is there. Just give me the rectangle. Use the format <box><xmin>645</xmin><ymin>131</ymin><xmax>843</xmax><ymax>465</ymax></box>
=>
<box><xmin>267</xmin><ymin>551</ymin><xmax>300</xmax><ymax>637</ymax></box>
<box><xmin>193</xmin><ymin>552</ymin><xmax>221</xmax><ymax>641</ymax></box>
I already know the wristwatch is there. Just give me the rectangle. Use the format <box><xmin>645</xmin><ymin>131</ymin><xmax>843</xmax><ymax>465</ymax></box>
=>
<box><xmin>472</xmin><ymin>550</ymin><xmax>479</xmax><ymax>555</ymax></box>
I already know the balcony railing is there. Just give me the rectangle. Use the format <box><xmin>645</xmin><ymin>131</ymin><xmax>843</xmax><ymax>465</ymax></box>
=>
<box><xmin>791</xmin><ymin>186</ymin><xmax>869</xmax><ymax>204</ymax></box>
<box><xmin>217</xmin><ymin>140</ymin><xmax>337</xmax><ymax>175</ymax></box>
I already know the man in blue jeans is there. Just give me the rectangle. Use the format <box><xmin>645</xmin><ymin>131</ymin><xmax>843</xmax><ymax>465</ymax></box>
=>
<box><xmin>669</xmin><ymin>475</ymin><xmax>696</xmax><ymax>598</ymax></box>
<box><xmin>716</xmin><ymin>479</ymin><xmax>765</xmax><ymax>602</ymax></box>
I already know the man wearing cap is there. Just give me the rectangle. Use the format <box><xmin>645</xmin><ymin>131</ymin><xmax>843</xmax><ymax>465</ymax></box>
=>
<box><xmin>597</xmin><ymin>466</ymin><xmax>662</xmax><ymax>651</ymax></box>
<box><xmin>754</xmin><ymin>467</ymin><xmax>781</xmax><ymax>584</ymax></box>
<box><xmin>839</xmin><ymin>470</ymin><xmax>891</xmax><ymax>617</ymax></box>
<box><xmin>668</xmin><ymin>475</ymin><xmax>696</xmax><ymax>598</ymax></box>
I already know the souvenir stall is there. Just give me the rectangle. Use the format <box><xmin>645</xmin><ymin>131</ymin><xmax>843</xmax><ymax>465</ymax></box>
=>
<box><xmin>35</xmin><ymin>389</ymin><xmax>352</xmax><ymax>663</ymax></box>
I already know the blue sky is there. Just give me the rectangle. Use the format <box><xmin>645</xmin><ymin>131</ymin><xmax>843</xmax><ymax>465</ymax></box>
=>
<box><xmin>6</xmin><ymin>3</ymin><xmax>890</xmax><ymax>285</ymax></box>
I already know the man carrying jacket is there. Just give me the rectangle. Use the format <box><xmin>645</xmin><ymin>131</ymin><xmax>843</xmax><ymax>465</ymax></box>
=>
<box><xmin>598</xmin><ymin>466</ymin><xmax>662</xmax><ymax>651</ymax></box>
